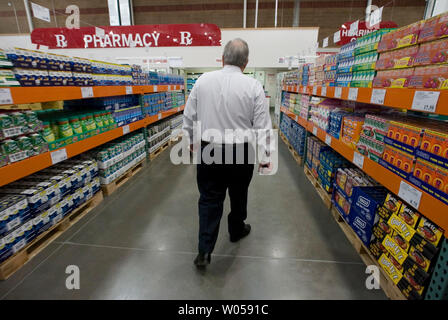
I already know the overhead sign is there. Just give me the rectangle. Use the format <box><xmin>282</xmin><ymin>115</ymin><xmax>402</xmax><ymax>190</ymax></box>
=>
<box><xmin>30</xmin><ymin>24</ymin><xmax>221</xmax><ymax>49</ymax></box>
<box><xmin>337</xmin><ymin>21</ymin><xmax>397</xmax><ymax>45</ymax></box>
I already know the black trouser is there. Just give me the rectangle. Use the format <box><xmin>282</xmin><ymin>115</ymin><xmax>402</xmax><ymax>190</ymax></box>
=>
<box><xmin>197</xmin><ymin>141</ymin><xmax>255</xmax><ymax>254</ymax></box>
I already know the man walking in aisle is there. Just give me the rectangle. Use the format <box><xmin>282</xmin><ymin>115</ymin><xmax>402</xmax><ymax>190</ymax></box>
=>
<box><xmin>182</xmin><ymin>38</ymin><xmax>273</xmax><ymax>269</ymax></box>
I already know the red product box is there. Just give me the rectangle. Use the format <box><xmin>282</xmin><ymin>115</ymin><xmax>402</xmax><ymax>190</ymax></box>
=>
<box><xmin>408</xmin><ymin>65</ymin><xmax>448</xmax><ymax>89</ymax></box>
<box><xmin>418</xmin><ymin>12</ymin><xmax>448</xmax><ymax>43</ymax></box>
<box><xmin>376</xmin><ymin>46</ymin><xmax>418</xmax><ymax>70</ymax></box>
<box><xmin>373</xmin><ymin>68</ymin><xmax>414</xmax><ymax>88</ymax></box>
<box><xmin>414</xmin><ymin>38</ymin><xmax>448</xmax><ymax>66</ymax></box>
<box><xmin>378</xmin><ymin>21</ymin><xmax>423</xmax><ymax>52</ymax></box>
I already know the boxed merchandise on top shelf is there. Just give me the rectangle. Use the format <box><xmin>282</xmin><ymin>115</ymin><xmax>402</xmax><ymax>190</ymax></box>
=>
<box><xmin>282</xmin><ymin>71</ymin><xmax>299</xmax><ymax>87</ymax></box>
<box><xmin>0</xmin><ymin>155</ymin><xmax>100</xmax><ymax>263</ymax></box>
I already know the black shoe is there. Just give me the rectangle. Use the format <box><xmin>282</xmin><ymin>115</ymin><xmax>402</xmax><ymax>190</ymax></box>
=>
<box><xmin>230</xmin><ymin>224</ymin><xmax>251</xmax><ymax>242</ymax></box>
<box><xmin>194</xmin><ymin>252</ymin><xmax>211</xmax><ymax>269</ymax></box>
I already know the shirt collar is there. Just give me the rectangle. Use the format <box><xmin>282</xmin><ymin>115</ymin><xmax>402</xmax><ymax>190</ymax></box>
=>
<box><xmin>223</xmin><ymin>64</ymin><xmax>243</xmax><ymax>73</ymax></box>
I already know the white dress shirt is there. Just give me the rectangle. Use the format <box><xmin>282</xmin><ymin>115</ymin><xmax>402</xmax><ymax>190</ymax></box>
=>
<box><xmin>183</xmin><ymin>64</ymin><xmax>274</xmax><ymax>163</ymax></box>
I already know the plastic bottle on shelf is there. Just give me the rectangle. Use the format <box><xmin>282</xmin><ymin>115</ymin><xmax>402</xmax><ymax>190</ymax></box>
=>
<box><xmin>94</xmin><ymin>111</ymin><xmax>104</xmax><ymax>128</ymax></box>
<box><xmin>41</xmin><ymin>121</ymin><xmax>55</xmax><ymax>142</ymax></box>
<box><xmin>57</xmin><ymin>118</ymin><xmax>74</xmax><ymax>138</ymax></box>
<box><xmin>69</xmin><ymin>116</ymin><xmax>83</xmax><ymax>135</ymax></box>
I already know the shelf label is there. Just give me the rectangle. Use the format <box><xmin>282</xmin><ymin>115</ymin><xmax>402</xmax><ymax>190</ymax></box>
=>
<box><xmin>334</xmin><ymin>87</ymin><xmax>342</xmax><ymax>98</ymax></box>
<box><xmin>302</xmin><ymin>87</ymin><xmax>306</xmax><ymax>94</ymax></box>
<box><xmin>295</xmin><ymin>115</ymin><xmax>298</xmax><ymax>122</ymax></box>
<box><xmin>181</xmin><ymin>85</ymin><xmax>184</xmax><ymax>90</ymax></box>
<box><xmin>411</xmin><ymin>91</ymin><xmax>440</xmax><ymax>113</ymax></box>
<box><xmin>353</xmin><ymin>152</ymin><xmax>364</xmax><ymax>169</ymax></box>
<box><xmin>369</xmin><ymin>6</ymin><xmax>383</xmax><ymax>28</ymax></box>
<box><xmin>158</xmin><ymin>113</ymin><xmax>162</xmax><ymax>120</ymax></box>
<box><xmin>51</xmin><ymin>148</ymin><xmax>67</xmax><ymax>165</ymax></box>
<box><xmin>321</xmin><ymin>87</ymin><xmax>327</xmax><ymax>96</ymax></box>
<box><xmin>325</xmin><ymin>134</ymin><xmax>332</xmax><ymax>146</ymax></box>
<box><xmin>81</xmin><ymin>87</ymin><xmax>94</xmax><ymax>98</ymax></box>
<box><xmin>348</xmin><ymin>88</ymin><xmax>358</xmax><ymax>101</ymax></box>
<box><xmin>312</xmin><ymin>86</ymin><xmax>317</xmax><ymax>95</ymax></box>
<box><xmin>0</xmin><ymin>88</ymin><xmax>13</xmax><ymax>105</ymax></box>
<box><xmin>312</xmin><ymin>127</ymin><xmax>318</xmax><ymax>136</ymax></box>
<box><xmin>370</xmin><ymin>89</ymin><xmax>386</xmax><ymax>105</ymax></box>
<box><xmin>168</xmin><ymin>85</ymin><xmax>172</xmax><ymax>91</ymax></box>
<box><xmin>153</xmin><ymin>85</ymin><xmax>158</xmax><ymax>92</ymax></box>
<box><xmin>125</xmin><ymin>86</ymin><xmax>133</xmax><ymax>94</ymax></box>
<box><xmin>333</xmin><ymin>30</ymin><xmax>341</xmax><ymax>43</ymax></box>
<box><xmin>398</xmin><ymin>181</ymin><xmax>422</xmax><ymax>210</ymax></box>
<box><xmin>323</xmin><ymin>37</ymin><xmax>329</xmax><ymax>48</ymax></box>
<box><xmin>177</xmin><ymin>107</ymin><xmax>181</xmax><ymax>112</ymax></box>
<box><xmin>122</xmin><ymin>125</ymin><xmax>130</xmax><ymax>135</ymax></box>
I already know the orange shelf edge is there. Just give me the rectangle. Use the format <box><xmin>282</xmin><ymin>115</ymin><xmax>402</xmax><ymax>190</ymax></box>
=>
<box><xmin>0</xmin><ymin>106</ymin><xmax>184</xmax><ymax>187</ymax></box>
<box><xmin>282</xmin><ymin>86</ymin><xmax>448</xmax><ymax>116</ymax></box>
<box><xmin>280</xmin><ymin>109</ymin><xmax>448</xmax><ymax>236</ymax></box>
<box><xmin>3</xmin><ymin>85</ymin><xmax>185</xmax><ymax>105</ymax></box>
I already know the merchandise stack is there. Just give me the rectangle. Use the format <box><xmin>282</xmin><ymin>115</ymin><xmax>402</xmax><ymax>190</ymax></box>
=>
<box><xmin>170</xmin><ymin>114</ymin><xmax>183</xmax><ymax>140</ymax></box>
<box><xmin>313</xmin><ymin>55</ymin><xmax>326</xmax><ymax>86</ymax></box>
<box><xmin>324</xmin><ymin>54</ymin><xmax>338</xmax><ymax>87</ymax></box>
<box><xmin>164</xmin><ymin>91</ymin><xmax>185</xmax><ymax>111</ymax></box>
<box><xmin>88</xmin><ymin>132</ymin><xmax>146</xmax><ymax>185</ymax></box>
<box><xmin>0</xmin><ymin>110</ymin><xmax>47</xmax><ymax>166</ymax></box>
<box><xmin>0</xmin><ymin>156</ymin><xmax>100</xmax><ymax>263</ymax></box>
<box><xmin>281</xmin><ymin>91</ymin><xmax>300</xmax><ymax>113</ymax></box>
<box><xmin>373</xmin><ymin>12</ymin><xmax>448</xmax><ymax>89</ymax></box>
<box><xmin>282</xmin><ymin>71</ymin><xmax>299</xmax><ymax>87</ymax></box>
<box><xmin>147</xmin><ymin>119</ymin><xmax>171</xmax><ymax>153</ymax></box>
<box><xmin>0</xmin><ymin>49</ymin><xmax>20</xmax><ymax>87</ymax></box>
<box><xmin>142</xmin><ymin>92</ymin><xmax>166</xmax><ymax>116</ymax></box>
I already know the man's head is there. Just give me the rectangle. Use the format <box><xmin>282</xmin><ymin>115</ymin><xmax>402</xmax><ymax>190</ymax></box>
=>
<box><xmin>222</xmin><ymin>38</ymin><xmax>249</xmax><ymax>71</ymax></box>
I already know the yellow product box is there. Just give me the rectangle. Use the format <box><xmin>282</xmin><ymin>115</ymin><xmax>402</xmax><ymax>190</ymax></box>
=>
<box><xmin>378</xmin><ymin>253</ymin><xmax>403</xmax><ymax>285</ymax></box>
<box><xmin>397</xmin><ymin>204</ymin><xmax>421</xmax><ymax>229</ymax></box>
<box><xmin>387</xmin><ymin>213</ymin><xmax>416</xmax><ymax>242</ymax></box>
<box><xmin>42</xmin><ymin>100</ymin><xmax>64</xmax><ymax>110</ymax></box>
<box><xmin>416</xmin><ymin>216</ymin><xmax>444</xmax><ymax>247</ymax></box>
<box><xmin>382</xmin><ymin>234</ymin><xmax>409</xmax><ymax>265</ymax></box>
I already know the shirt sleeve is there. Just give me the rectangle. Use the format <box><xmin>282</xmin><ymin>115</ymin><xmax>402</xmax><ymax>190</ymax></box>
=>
<box><xmin>182</xmin><ymin>80</ymin><xmax>198</xmax><ymax>144</ymax></box>
<box><xmin>253</xmin><ymin>82</ymin><xmax>274</xmax><ymax>164</ymax></box>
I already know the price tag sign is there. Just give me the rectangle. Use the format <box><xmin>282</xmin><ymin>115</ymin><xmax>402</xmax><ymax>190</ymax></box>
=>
<box><xmin>168</xmin><ymin>85</ymin><xmax>171</xmax><ymax>91</ymax></box>
<box><xmin>0</xmin><ymin>88</ymin><xmax>13</xmax><ymax>105</ymax></box>
<box><xmin>181</xmin><ymin>85</ymin><xmax>184</xmax><ymax>90</ymax></box>
<box><xmin>313</xmin><ymin>127</ymin><xmax>318</xmax><ymax>136</ymax></box>
<box><xmin>153</xmin><ymin>85</ymin><xmax>158</xmax><ymax>92</ymax></box>
<box><xmin>81</xmin><ymin>87</ymin><xmax>94</xmax><ymax>98</ymax></box>
<box><xmin>51</xmin><ymin>148</ymin><xmax>67</xmax><ymax>165</ymax></box>
<box><xmin>302</xmin><ymin>87</ymin><xmax>306</xmax><ymax>94</ymax></box>
<box><xmin>313</xmin><ymin>86</ymin><xmax>317</xmax><ymax>95</ymax></box>
<box><xmin>370</xmin><ymin>89</ymin><xmax>386</xmax><ymax>105</ymax></box>
<box><xmin>125</xmin><ymin>86</ymin><xmax>133</xmax><ymax>94</ymax></box>
<box><xmin>353</xmin><ymin>152</ymin><xmax>364</xmax><ymax>169</ymax></box>
<box><xmin>334</xmin><ymin>87</ymin><xmax>342</xmax><ymax>98</ymax></box>
<box><xmin>411</xmin><ymin>91</ymin><xmax>440</xmax><ymax>113</ymax></box>
<box><xmin>398</xmin><ymin>181</ymin><xmax>422</xmax><ymax>209</ymax></box>
<box><xmin>325</xmin><ymin>134</ymin><xmax>332</xmax><ymax>146</ymax></box>
<box><xmin>158</xmin><ymin>113</ymin><xmax>162</xmax><ymax>120</ymax></box>
<box><xmin>323</xmin><ymin>37</ymin><xmax>329</xmax><ymax>48</ymax></box>
<box><xmin>122</xmin><ymin>125</ymin><xmax>130</xmax><ymax>135</ymax></box>
<box><xmin>321</xmin><ymin>87</ymin><xmax>327</xmax><ymax>96</ymax></box>
<box><xmin>177</xmin><ymin>107</ymin><xmax>181</xmax><ymax>112</ymax></box>
<box><xmin>369</xmin><ymin>6</ymin><xmax>383</xmax><ymax>28</ymax></box>
<box><xmin>295</xmin><ymin>115</ymin><xmax>298</xmax><ymax>122</ymax></box>
<box><xmin>349</xmin><ymin>20</ymin><xmax>359</xmax><ymax>37</ymax></box>
<box><xmin>333</xmin><ymin>31</ymin><xmax>341</xmax><ymax>44</ymax></box>
<box><xmin>348</xmin><ymin>88</ymin><xmax>358</xmax><ymax>101</ymax></box>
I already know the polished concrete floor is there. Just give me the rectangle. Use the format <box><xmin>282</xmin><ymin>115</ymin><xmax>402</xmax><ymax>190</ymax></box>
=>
<box><xmin>0</xmin><ymin>140</ymin><xmax>386</xmax><ymax>299</ymax></box>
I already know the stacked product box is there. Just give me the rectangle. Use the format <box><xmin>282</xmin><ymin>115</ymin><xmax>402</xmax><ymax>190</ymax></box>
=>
<box><xmin>280</xmin><ymin>113</ymin><xmax>292</xmax><ymax>140</ymax></box>
<box><xmin>341</xmin><ymin>115</ymin><xmax>364</xmax><ymax>150</ymax></box>
<box><xmin>147</xmin><ymin>119</ymin><xmax>171</xmax><ymax>153</ymax></box>
<box><xmin>369</xmin><ymin>192</ymin><xmax>445</xmax><ymax>299</ymax></box>
<box><xmin>0</xmin><ymin>49</ymin><xmax>20</xmax><ymax>87</ymax></box>
<box><xmin>0</xmin><ymin>111</ymin><xmax>47</xmax><ymax>167</ymax></box>
<box><xmin>374</xmin><ymin>12</ymin><xmax>448</xmax><ymax>89</ymax></box>
<box><xmin>314</xmin><ymin>55</ymin><xmax>327</xmax><ymax>87</ymax></box>
<box><xmin>0</xmin><ymin>156</ymin><xmax>100</xmax><ymax>263</ymax></box>
<box><xmin>142</xmin><ymin>92</ymin><xmax>166</xmax><ymax>116</ymax></box>
<box><xmin>309</xmin><ymin>98</ymin><xmax>341</xmax><ymax>131</ymax></box>
<box><xmin>165</xmin><ymin>91</ymin><xmax>185</xmax><ymax>111</ymax></box>
<box><xmin>333</xmin><ymin>167</ymin><xmax>386</xmax><ymax>246</ymax></box>
<box><xmin>36</xmin><ymin>108</ymin><xmax>116</xmax><ymax>150</ymax></box>
<box><xmin>324</xmin><ymin>54</ymin><xmax>338</xmax><ymax>87</ymax></box>
<box><xmin>298</xmin><ymin>64</ymin><xmax>311</xmax><ymax>86</ymax></box>
<box><xmin>170</xmin><ymin>114</ymin><xmax>183</xmax><ymax>139</ymax></box>
<box><xmin>317</xmin><ymin>149</ymin><xmax>350</xmax><ymax>193</ymax></box>
<box><xmin>298</xmin><ymin>94</ymin><xmax>311</xmax><ymax>120</ymax></box>
<box><xmin>356</xmin><ymin>114</ymin><xmax>389</xmax><ymax>162</ymax></box>
<box><xmin>288</xmin><ymin>120</ymin><xmax>307</xmax><ymax>157</ymax></box>
<box><xmin>282</xmin><ymin>92</ymin><xmax>300</xmax><ymax>113</ymax></box>
<box><xmin>89</xmin><ymin>132</ymin><xmax>146</xmax><ymax>185</ymax></box>
<box><xmin>282</xmin><ymin>71</ymin><xmax>299</xmax><ymax>87</ymax></box>
<box><xmin>306</xmin><ymin>136</ymin><xmax>330</xmax><ymax>178</ymax></box>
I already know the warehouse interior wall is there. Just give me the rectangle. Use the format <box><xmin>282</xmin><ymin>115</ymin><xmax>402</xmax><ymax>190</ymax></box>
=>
<box><xmin>0</xmin><ymin>0</ymin><xmax>427</xmax><ymax>45</ymax></box>
<box><xmin>0</xmin><ymin>28</ymin><xmax>319</xmax><ymax>68</ymax></box>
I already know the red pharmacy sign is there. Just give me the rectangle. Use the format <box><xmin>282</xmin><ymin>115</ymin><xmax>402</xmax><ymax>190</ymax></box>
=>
<box><xmin>31</xmin><ymin>24</ymin><xmax>221</xmax><ymax>49</ymax></box>
<box><xmin>337</xmin><ymin>21</ymin><xmax>398</xmax><ymax>45</ymax></box>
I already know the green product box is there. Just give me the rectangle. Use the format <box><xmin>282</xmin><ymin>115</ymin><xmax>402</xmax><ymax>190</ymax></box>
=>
<box><xmin>352</xmin><ymin>62</ymin><xmax>377</xmax><ymax>72</ymax></box>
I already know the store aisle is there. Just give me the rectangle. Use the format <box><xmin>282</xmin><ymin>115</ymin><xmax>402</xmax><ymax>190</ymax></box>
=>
<box><xmin>0</xmin><ymin>140</ymin><xmax>386</xmax><ymax>300</ymax></box>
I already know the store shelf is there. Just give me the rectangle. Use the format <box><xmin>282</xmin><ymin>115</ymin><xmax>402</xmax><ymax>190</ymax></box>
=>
<box><xmin>280</xmin><ymin>107</ymin><xmax>448</xmax><ymax>236</ymax></box>
<box><xmin>282</xmin><ymin>85</ymin><xmax>448</xmax><ymax>116</ymax></box>
<box><xmin>0</xmin><ymin>105</ymin><xmax>184</xmax><ymax>187</ymax></box>
<box><xmin>2</xmin><ymin>85</ymin><xmax>185</xmax><ymax>105</ymax></box>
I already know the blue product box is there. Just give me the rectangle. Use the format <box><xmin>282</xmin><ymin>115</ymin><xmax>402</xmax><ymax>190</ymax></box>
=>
<box><xmin>0</xmin><ymin>228</ymin><xmax>18</xmax><ymax>263</ymax></box>
<box><xmin>351</xmin><ymin>187</ymin><xmax>387</xmax><ymax>226</ymax></box>
<box><xmin>348</xmin><ymin>210</ymin><xmax>375</xmax><ymax>246</ymax></box>
<box><xmin>415</xmin><ymin>148</ymin><xmax>448</xmax><ymax>171</ymax></box>
<box><xmin>0</xmin><ymin>186</ymin><xmax>48</xmax><ymax>212</ymax></box>
<box><xmin>383</xmin><ymin>136</ymin><xmax>417</xmax><ymax>155</ymax></box>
